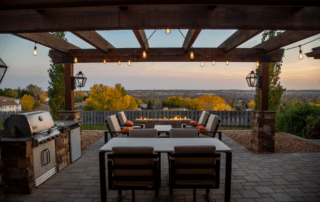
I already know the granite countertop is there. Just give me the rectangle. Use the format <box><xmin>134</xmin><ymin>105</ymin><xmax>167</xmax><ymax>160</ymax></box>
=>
<box><xmin>54</xmin><ymin>120</ymin><xmax>81</xmax><ymax>128</ymax></box>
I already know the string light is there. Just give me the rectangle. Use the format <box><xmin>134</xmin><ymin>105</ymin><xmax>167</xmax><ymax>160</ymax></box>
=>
<box><xmin>212</xmin><ymin>57</ymin><xmax>215</xmax><ymax>66</ymax></box>
<box><xmin>74</xmin><ymin>56</ymin><xmax>78</xmax><ymax>63</ymax></box>
<box><xmin>200</xmin><ymin>56</ymin><xmax>204</xmax><ymax>67</ymax></box>
<box><xmin>128</xmin><ymin>58</ymin><xmax>131</xmax><ymax>66</ymax></box>
<box><xmin>118</xmin><ymin>59</ymin><xmax>121</xmax><ymax>66</ymax></box>
<box><xmin>33</xmin><ymin>43</ymin><xmax>37</xmax><ymax>56</ymax></box>
<box><xmin>226</xmin><ymin>57</ymin><xmax>229</xmax><ymax>66</ymax></box>
<box><xmin>190</xmin><ymin>51</ymin><xmax>194</xmax><ymax>60</ymax></box>
<box><xmin>256</xmin><ymin>61</ymin><xmax>260</xmax><ymax>67</ymax></box>
<box><xmin>103</xmin><ymin>56</ymin><xmax>106</xmax><ymax>64</ymax></box>
<box><xmin>142</xmin><ymin>50</ymin><xmax>147</xmax><ymax>59</ymax></box>
<box><xmin>299</xmin><ymin>45</ymin><xmax>303</xmax><ymax>60</ymax></box>
<box><xmin>165</xmin><ymin>29</ymin><xmax>171</xmax><ymax>35</ymax></box>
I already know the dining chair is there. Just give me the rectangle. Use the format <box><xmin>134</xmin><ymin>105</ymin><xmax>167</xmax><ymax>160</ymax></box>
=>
<box><xmin>105</xmin><ymin>115</ymin><xmax>129</xmax><ymax>143</ymax></box>
<box><xmin>117</xmin><ymin>111</ymin><xmax>145</xmax><ymax>129</ymax></box>
<box><xmin>181</xmin><ymin>111</ymin><xmax>209</xmax><ymax>128</ymax></box>
<box><xmin>107</xmin><ymin>146</ymin><xmax>160</xmax><ymax>202</ymax></box>
<box><xmin>129</xmin><ymin>129</ymin><xmax>158</xmax><ymax>138</ymax></box>
<box><xmin>168</xmin><ymin>145</ymin><xmax>221</xmax><ymax>202</ymax></box>
<box><xmin>170</xmin><ymin>128</ymin><xmax>198</xmax><ymax>138</ymax></box>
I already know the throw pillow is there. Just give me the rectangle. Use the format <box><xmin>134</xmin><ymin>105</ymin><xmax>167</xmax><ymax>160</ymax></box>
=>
<box><xmin>126</xmin><ymin>120</ymin><xmax>134</xmax><ymax>126</ymax></box>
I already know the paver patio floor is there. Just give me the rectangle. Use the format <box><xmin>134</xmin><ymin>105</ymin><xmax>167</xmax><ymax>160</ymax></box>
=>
<box><xmin>4</xmin><ymin>134</ymin><xmax>320</xmax><ymax>202</ymax></box>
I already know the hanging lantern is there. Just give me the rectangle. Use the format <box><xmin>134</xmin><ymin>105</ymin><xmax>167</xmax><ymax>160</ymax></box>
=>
<box><xmin>0</xmin><ymin>58</ymin><xmax>8</xmax><ymax>84</ymax></box>
<box><xmin>246</xmin><ymin>70</ymin><xmax>259</xmax><ymax>88</ymax></box>
<box><xmin>72</xmin><ymin>71</ymin><xmax>87</xmax><ymax>90</ymax></box>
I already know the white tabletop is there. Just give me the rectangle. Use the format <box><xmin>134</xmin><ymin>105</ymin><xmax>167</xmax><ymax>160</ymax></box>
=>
<box><xmin>154</xmin><ymin>125</ymin><xmax>172</xmax><ymax>132</ymax></box>
<box><xmin>100</xmin><ymin>138</ymin><xmax>232</xmax><ymax>153</ymax></box>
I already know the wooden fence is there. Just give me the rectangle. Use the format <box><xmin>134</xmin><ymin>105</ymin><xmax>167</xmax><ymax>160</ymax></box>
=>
<box><xmin>81</xmin><ymin>110</ymin><xmax>252</xmax><ymax>126</ymax></box>
<box><xmin>0</xmin><ymin>111</ymin><xmax>19</xmax><ymax>124</ymax></box>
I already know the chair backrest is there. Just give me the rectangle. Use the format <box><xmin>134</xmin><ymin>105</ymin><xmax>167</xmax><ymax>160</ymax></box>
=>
<box><xmin>170</xmin><ymin>128</ymin><xmax>198</xmax><ymax>138</ymax></box>
<box><xmin>198</xmin><ymin>111</ymin><xmax>209</xmax><ymax>125</ymax></box>
<box><xmin>106</xmin><ymin>115</ymin><xmax>121</xmax><ymax>132</ymax></box>
<box><xmin>117</xmin><ymin>111</ymin><xmax>128</xmax><ymax>125</ymax></box>
<box><xmin>171</xmin><ymin>145</ymin><xmax>220</xmax><ymax>188</ymax></box>
<box><xmin>205</xmin><ymin>114</ymin><xmax>220</xmax><ymax>132</ymax></box>
<box><xmin>129</xmin><ymin>129</ymin><xmax>158</xmax><ymax>138</ymax></box>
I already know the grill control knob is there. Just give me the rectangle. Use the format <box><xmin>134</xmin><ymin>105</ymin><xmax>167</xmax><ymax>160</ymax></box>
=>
<box><xmin>39</xmin><ymin>116</ymin><xmax>43</xmax><ymax>121</ymax></box>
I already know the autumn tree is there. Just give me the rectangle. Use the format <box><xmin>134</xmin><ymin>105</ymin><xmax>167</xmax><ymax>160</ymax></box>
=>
<box><xmin>48</xmin><ymin>32</ymin><xmax>66</xmax><ymax>119</ymax></box>
<box><xmin>83</xmin><ymin>84</ymin><xmax>138</xmax><ymax>111</ymax></box>
<box><xmin>21</xmin><ymin>95</ymin><xmax>34</xmax><ymax>110</ymax></box>
<box><xmin>39</xmin><ymin>92</ymin><xmax>48</xmax><ymax>102</ymax></box>
<box><xmin>254</xmin><ymin>30</ymin><xmax>286</xmax><ymax>110</ymax></box>
<box><xmin>195</xmin><ymin>95</ymin><xmax>232</xmax><ymax>111</ymax></box>
<box><xmin>248</xmin><ymin>101</ymin><xmax>255</xmax><ymax>109</ymax></box>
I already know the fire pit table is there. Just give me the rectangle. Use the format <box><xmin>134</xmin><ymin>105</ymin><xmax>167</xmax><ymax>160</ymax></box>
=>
<box><xmin>135</xmin><ymin>116</ymin><xmax>191</xmax><ymax>128</ymax></box>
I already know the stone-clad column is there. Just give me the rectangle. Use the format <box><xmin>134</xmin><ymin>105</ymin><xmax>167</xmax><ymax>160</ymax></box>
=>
<box><xmin>251</xmin><ymin>111</ymin><xmax>276</xmax><ymax>153</ymax></box>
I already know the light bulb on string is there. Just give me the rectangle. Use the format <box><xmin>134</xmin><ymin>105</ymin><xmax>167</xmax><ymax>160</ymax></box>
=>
<box><xmin>212</xmin><ymin>58</ymin><xmax>215</xmax><ymax>66</ymax></box>
<box><xmin>103</xmin><ymin>56</ymin><xmax>106</xmax><ymax>64</ymax></box>
<box><xmin>128</xmin><ymin>58</ymin><xmax>131</xmax><ymax>66</ymax></box>
<box><xmin>256</xmin><ymin>61</ymin><xmax>260</xmax><ymax>67</ymax></box>
<box><xmin>33</xmin><ymin>43</ymin><xmax>37</xmax><ymax>56</ymax></box>
<box><xmin>299</xmin><ymin>45</ymin><xmax>303</xmax><ymax>60</ymax></box>
<box><xmin>190</xmin><ymin>51</ymin><xmax>194</xmax><ymax>60</ymax></box>
<box><xmin>118</xmin><ymin>59</ymin><xmax>121</xmax><ymax>66</ymax></box>
<box><xmin>74</xmin><ymin>56</ymin><xmax>78</xmax><ymax>63</ymax></box>
<box><xmin>165</xmin><ymin>29</ymin><xmax>171</xmax><ymax>35</ymax></box>
<box><xmin>226</xmin><ymin>58</ymin><xmax>229</xmax><ymax>66</ymax></box>
<box><xmin>200</xmin><ymin>56</ymin><xmax>204</xmax><ymax>67</ymax></box>
<box><xmin>142</xmin><ymin>50</ymin><xmax>147</xmax><ymax>59</ymax></box>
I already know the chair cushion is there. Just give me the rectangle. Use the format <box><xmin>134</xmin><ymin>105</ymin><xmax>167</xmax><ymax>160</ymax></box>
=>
<box><xmin>126</xmin><ymin>120</ymin><xmax>134</xmax><ymax>126</ymax></box>
<box><xmin>174</xmin><ymin>146</ymin><xmax>216</xmax><ymax>165</ymax></box>
<box><xmin>106</xmin><ymin>115</ymin><xmax>121</xmax><ymax>132</ymax></box>
<box><xmin>198</xmin><ymin>111</ymin><xmax>209</xmax><ymax>125</ymax></box>
<box><xmin>129</xmin><ymin>129</ymin><xmax>158</xmax><ymax>138</ymax></box>
<box><xmin>190</xmin><ymin>121</ymin><xmax>198</xmax><ymax>126</ymax></box>
<box><xmin>206</xmin><ymin>115</ymin><xmax>219</xmax><ymax>131</ymax></box>
<box><xmin>170</xmin><ymin>128</ymin><xmax>198</xmax><ymax>138</ymax></box>
<box><xmin>117</xmin><ymin>111</ymin><xmax>127</xmax><ymax>125</ymax></box>
<box><xmin>121</xmin><ymin>127</ymin><xmax>133</xmax><ymax>132</ymax></box>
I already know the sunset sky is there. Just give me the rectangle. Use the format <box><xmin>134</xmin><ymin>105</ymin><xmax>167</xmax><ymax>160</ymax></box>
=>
<box><xmin>0</xmin><ymin>30</ymin><xmax>319</xmax><ymax>91</ymax></box>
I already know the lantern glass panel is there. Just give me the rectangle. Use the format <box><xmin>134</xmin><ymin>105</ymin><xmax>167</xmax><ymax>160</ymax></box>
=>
<box><xmin>0</xmin><ymin>58</ymin><xmax>8</xmax><ymax>84</ymax></box>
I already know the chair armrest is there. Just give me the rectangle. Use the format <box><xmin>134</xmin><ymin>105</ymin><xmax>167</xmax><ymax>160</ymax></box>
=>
<box><xmin>133</xmin><ymin>121</ymin><xmax>146</xmax><ymax>124</ymax></box>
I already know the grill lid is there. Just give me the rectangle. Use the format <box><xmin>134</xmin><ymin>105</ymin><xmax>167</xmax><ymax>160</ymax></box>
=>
<box><xmin>2</xmin><ymin>111</ymin><xmax>54</xmax><ymax>137</ymax></box>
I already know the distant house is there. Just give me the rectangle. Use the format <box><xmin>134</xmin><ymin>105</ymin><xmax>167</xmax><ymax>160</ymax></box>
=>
<box><xmin>0</xmin><ymin>99</ymin><xmax>22</xmax><ymax>112</ymax></box>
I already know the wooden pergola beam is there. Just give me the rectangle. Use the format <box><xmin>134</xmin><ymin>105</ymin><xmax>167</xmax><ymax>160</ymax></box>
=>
<box><xmin>49</xmin><ymin>48</ymin><xmax>284</xmax><ymax>63</ymax></box>
<box><xmin>1</xmin><ymin>0</ymin><xmax>319</xmax><ymax>10</ymax></box>
<box><xmin>182</xmin><ymin>29</ymin><xmax>202</xmax><ymax>52</ymax></box>
<box><xmin>1</xmin><ymin>6</ymin><xmax>320</xmax><ymax>33</ymax></box>
<box><xmin>15</xmin><ymin>33</ymin><xmax>80</xmax><ymax>53</ymax></box>
<box><xmin>253</xmin><ymin>31</ymin><xmax>320</xmax><ymax>53</ymax></box>
<box><xmin>218</xmin><ymin>30</ymin><xmax>263</xmax><ymax>53</ymax></box>
<box><xmin>306</xmin><ymin>50</ymin><xmax>320</xmax><ymax>59</ymax></box>
<box><xmin>132</xmin><ymin>30</ymin><xmax>149</xmax><ymax>50</ymax></box>
<box><xmin>71</xmin><ymin>31</ymin><xmax>114</xmax><ymax>53</ymax></box>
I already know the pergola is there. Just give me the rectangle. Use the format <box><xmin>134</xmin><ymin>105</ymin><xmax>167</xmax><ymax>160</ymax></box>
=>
<box><xmin>1</xmin><ymin>2</ymin><xmax>320</xmax><ymax>201</ymax></box>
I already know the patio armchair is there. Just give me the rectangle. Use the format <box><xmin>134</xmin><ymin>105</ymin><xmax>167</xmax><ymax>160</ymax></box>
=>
<box><xmin>168</xmin><ymin>146</ymin><xmax>221</xmax><ymax>202</ymax></box>
<box><xmin>107</xmin><ymin>146</ymin><xmax>160</xmax><ymax>202</ymax></box>
<box><xmin>181</xmin><ymin>111</ymin><xmax>209</xmax><ymax>128</ymax></box>
<box><xmin>105</xmin><ymin>115</ymin><xmax>130</xmax><ymax>143</ymax></box>
<box><xmin>129</xmin><ymin>129</ymin><xmax>158</xmax><ymax>138</ymax></box>
<box><xmin>198</xmin><ymin>114</ymin><xmax>222</xmax><ymax>140</ymax></box>
<box><xmin>170</xmin><ymin>128</ymin><xmax>198</xmax><ymax>138</ymax></box>
<box><xmin>117</xmin><ymin>111</ymin><xmax>145</xmax><ymax>129</ymax></box>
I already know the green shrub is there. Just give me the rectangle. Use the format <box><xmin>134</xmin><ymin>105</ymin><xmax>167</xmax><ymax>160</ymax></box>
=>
<box><xmin>34</xmin><ymin>100</ymin><xmax>41</xmax><ymax>108</ymax></box>
<box><xmin>276</xmin><ymin>102</ymin><xmax>320</xmax><ymax>137</ymax></box>
<box><xmin>74</xmin><ymin>95</ymin><xmax>83</xmax><ymax>103</ymax></box>
<box><xmin>302</xmin><ymin>115</ymin><xmax>320</xmax><ymax>139</ymax></box>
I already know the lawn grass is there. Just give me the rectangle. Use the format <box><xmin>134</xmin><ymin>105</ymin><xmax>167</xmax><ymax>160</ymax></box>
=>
<box><xmin>81</xmin><ymin>125</ymin><xmax>108</xmax><ymax>130</ymax></box>
<box><xmin>0</xmin><ymin>124</ymin><xmax>3</xmax><ymax>129</ymax></box>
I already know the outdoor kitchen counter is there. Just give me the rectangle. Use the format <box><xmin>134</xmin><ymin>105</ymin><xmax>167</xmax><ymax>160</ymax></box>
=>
<box><xmin>54</xmin><ymin>120</ymin><xmax>81</xmax><ymax>128</ymax></box>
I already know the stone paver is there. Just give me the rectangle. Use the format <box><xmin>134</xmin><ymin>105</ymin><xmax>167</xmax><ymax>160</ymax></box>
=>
<box><xmin>4</xmin><ymin>133</ymin><xmax>320</xmax><ymax>202</ymax></box>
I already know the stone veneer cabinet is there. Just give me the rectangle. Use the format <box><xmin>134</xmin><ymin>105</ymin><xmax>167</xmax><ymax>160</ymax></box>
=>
<box><xmin>251</xmin><ymin>111</ymin><xmax>276</xmax><ymax>153</ymax></box>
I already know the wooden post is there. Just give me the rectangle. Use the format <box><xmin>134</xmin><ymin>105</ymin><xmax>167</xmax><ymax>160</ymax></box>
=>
<box><xmin>64</xmin><ymin>63</ymin><xmax>74</xmax><ymax>110</ymax></box>
<box><xmin>259</xmin><ymin>62</ymin><xmax>269</xmax><ymax>110</ymax></box>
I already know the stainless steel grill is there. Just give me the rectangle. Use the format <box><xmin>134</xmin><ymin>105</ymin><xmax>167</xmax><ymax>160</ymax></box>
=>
<box><xmin>2</xmin><ymin>111</ymin><xmax>61</xmax><ymax>147</ymax></box>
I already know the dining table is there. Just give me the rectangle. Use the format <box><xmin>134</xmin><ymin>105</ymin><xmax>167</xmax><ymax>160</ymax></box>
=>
<box><xmin>99</xmin><ymin>138</ymin><xmax>232</xmax><ymax>202</ymax></box>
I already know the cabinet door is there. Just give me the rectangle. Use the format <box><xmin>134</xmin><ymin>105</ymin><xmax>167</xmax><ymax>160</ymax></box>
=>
<box><xmin>70</xmin><ymin>127</ymin><xmax>81</xmax><ymax>162</ymax></box>
<box><xmin>33</xmin><ymin>141</ymin><xmax>56</xmax><ymax>179</ymax></box>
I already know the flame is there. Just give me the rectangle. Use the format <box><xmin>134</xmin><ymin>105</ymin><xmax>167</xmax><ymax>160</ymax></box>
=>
<box><xmin>137</xmin><ymin>115</ymin><xmax>187</xmax><ymax>120</ymax></box>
